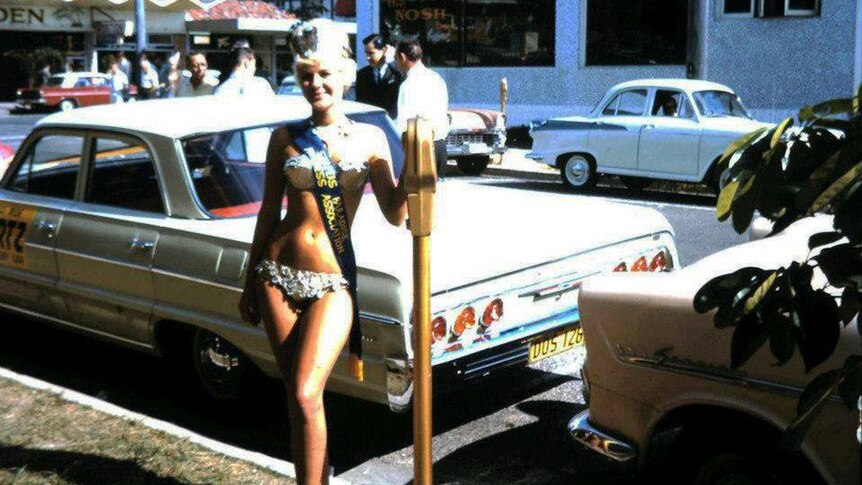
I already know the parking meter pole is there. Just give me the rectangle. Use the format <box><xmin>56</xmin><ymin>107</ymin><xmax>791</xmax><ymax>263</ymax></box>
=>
<box><xmin>403</xmin><ymin>118</ymin><xmax>436</xmax><ymax>485</ymax></box>
<box><xmin>500</xmin><ymin>77</ymin><xmax>508</xmax><ymax>116</ymax></box>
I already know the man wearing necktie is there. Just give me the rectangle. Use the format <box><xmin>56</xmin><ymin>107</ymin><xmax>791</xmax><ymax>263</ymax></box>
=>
<box><xmin>356</xmin><ymin>34</ymin><xmax>403</xmax><ymax>119</ymax></box>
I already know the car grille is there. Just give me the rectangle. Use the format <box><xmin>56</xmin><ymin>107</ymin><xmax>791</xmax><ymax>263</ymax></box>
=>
<box><xmin>447</xmin><ymin>133</ymin><xmax>500</xmax><ymax>145</ymax></box>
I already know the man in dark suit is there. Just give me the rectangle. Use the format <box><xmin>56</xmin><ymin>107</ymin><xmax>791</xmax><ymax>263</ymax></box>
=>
<box><xmin>356</xmin><ymin>34</ymin><xmax>402</xmax><ymax>118</ymax></box>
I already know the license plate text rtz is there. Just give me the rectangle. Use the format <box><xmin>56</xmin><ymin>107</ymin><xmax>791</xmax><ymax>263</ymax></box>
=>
<box><xmin>528</xmin><ymin>326</ymin><xmax>584</xmax><ymax>363</ymax></box>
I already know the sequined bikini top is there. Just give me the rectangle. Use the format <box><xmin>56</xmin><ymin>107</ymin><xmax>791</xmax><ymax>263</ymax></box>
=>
<box><xmin>284</xmin><ymin>122</ymin><xmax>370</xmax><ymax>191</ymax></box>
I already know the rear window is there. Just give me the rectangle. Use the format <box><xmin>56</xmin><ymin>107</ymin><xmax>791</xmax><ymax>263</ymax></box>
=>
<box><xmin>181</xmin><ymin>111</ymin><xmax>403</xmax><ymax>218</ymax></box>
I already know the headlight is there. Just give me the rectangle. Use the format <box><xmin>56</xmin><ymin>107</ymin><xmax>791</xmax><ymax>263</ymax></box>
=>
<box><xmin>15</xmin><ymin>89</ymin><xmax>22</xmax><ymax>97</ymax></box>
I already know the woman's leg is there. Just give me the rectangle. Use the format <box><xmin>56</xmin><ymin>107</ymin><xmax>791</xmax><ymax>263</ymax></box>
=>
<box><xmin>255</xmin><ymin>281</ymin><xmax>306</xmax><ymax>476</ymax></box>
<box><xmin>289</xmin><ymin>289</ymin><xmax>354</xmax><ymax>485</ymax></box>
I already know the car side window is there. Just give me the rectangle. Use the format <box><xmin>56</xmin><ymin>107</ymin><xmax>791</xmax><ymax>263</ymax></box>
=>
<box><xmin>90</xmin><ymin>77</ymin><xmax>107</xmax><ymax>87</ymax></box>
<box><xmin>7</xmin><ymin>134</ymin><xmax>83</xmax><ymax>200</ymax></box>
<box><xmin>602</xmin><ymin>95</ymin><xmax>620</xmax><ymax>116</ymax></box>
<box><xmin>652</xmin><ymin>90</ymin><xmax>694</xmax><ymax>119</ymax></box>
<box><xmin>85</xmin><ymin>136</ymin><xmax>165</xmax><ymax>213</ymax></box>
<box><xmin>74</xmin><ymin>78</ymin><xmax>91</xmax><ymax>88</ymax></box>
<box><xmin>614</xmin><ymin>89</ymin><xmax>648</xmax><ymax>116</ymax></box>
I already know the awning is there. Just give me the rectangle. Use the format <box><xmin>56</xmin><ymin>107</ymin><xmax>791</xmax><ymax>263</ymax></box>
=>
<box><xmin>35</xmin><ymin>0</ymin><xmax>229</xmax><ymax>12</ymax></box>
<box><xmin>187</xmin><ymin>17</ymin><xmax>298</xmax><ymax>34</ymax></box>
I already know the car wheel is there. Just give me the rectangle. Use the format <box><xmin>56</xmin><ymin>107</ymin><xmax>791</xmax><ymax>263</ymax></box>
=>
<box><xmin>693</xmin><ymin>452</ymin><xmax>785</xmax><ymax>485</ymax></box>
<box><xmin>58</xmin><ymin>99</ymin><xmax>76</xmax><ymax>112</ymax></box>
<box><xmin>191</xmin><ymin>328</ymin><xmax>251</xmax><ymax>402</ymax></box>
<box><xmin>456</xmin><ymin>155</ymin><xmax>490</xmax><ymax>176</ymax></box>
<box><xmin>619</xmin><ymin>176</ymin><xmax>651</xmax><ymax>191</ymax></box>
<box><xmin>560</xmin><ymin>154</ymin><xmax>597</xmax><ymax>191</ymax></box>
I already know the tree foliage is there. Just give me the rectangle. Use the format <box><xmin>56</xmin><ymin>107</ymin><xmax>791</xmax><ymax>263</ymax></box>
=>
<box><xmin>695</xmin><ymin>84</ymin><xmax>862</xmax><ymax>447</ymax></box>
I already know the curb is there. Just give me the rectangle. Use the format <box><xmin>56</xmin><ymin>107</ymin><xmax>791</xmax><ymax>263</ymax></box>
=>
<box><xmin>0</xmin><ymin>366</ymin><xmax>352</xmax><ymax>485</ymax></box>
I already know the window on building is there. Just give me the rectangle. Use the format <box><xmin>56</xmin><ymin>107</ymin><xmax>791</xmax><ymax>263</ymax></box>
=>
<box><xmin>586</xmin><ymin>0</ymin><xmax>688</xmax><ymax>66</ymax></box>
<box><xmin>722</xmin><ymin>0</ymin><xmax>755</xmax><ymax>16</ymax></box>
<box><xmin>7</xmin><ymin>134</ymin><xmax>83</xmax><ymax>200</ymax></box>
<box><xmin>380</xmin><ymin>0</ymin><xmax>555</xmax><ymax>67</ymax></box>
<box><xmin>86</xmin><ymin>136</ymin><xmax>164</xmax><ymax>214</ymax></box>
<box><xmin>726</xmin><ymin>0</ymin><xmax>821</xmax><ymax>18</ymax></box>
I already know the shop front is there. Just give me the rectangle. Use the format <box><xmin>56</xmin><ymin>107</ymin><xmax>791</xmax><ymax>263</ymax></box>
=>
<box><xmin>0</xmin><ymin>1</ymin><xmax>190</xmax><ymax>100</ymax></box>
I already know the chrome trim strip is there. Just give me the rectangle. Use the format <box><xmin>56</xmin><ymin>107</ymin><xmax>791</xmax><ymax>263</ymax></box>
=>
<box><xmin>55</xmin><ymin>247</ymin><xmax>150</xmax><ymax>272</ymax></box>
<box><xmin>0</xmin><ymin>301</ymin><xmax>154</xmax><ymax>351</ymax></box>
<box><xmin>525</xmin><ymin>153</ymin><xmax>544</xmax><ymax>161</ymax></box>
<box><xmin>151</xmin><ymin>268</ymin><xmax>240</xmax><ymax>292</ymax></box>
<box><xmin>619</xmin><ymin>353</ymin><xmax>844</xmax><ymax>402</ymax></box>
<box><xmin>568</xmin><ymin>410</ymin><xmax>637</xmax><ymax>463</ymax></box>
<box><xmin>151</xmin><ymin>268</ymin><xmax>402</xmax><ymax>326</ymax></box>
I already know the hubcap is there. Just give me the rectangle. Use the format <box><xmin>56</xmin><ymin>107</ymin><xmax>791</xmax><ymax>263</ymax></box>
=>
<box><xmin>195</xmin><ymin>332</ymin><xmax>243</xmax><ymax>399</ymax></box>
<box><xmin>565</xmin><ymin>156</ymin><xmax>590</xmax><ymax>186</ymax></box>
<box><xmin>60</xmin><ymin>101</ymin><xmax>74</xmax><ymax>112</ymax></box>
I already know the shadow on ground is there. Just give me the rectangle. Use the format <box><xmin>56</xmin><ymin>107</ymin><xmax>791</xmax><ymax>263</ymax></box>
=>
<box><xmin>0</xmin><ymin>446</ymin><xmax>189</xmax><ymax>485</ymax></box>
<box><xmin>0</xmin><ymin>315</ymin><xmax>577</xmax><ymax>477</ymax></box>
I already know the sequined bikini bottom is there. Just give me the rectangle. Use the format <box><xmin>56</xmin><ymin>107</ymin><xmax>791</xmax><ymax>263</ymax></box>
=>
<box><xmin>254</xmin><ymin>259</ymin><xmax>349</xmax><ymax>303</ymax></box>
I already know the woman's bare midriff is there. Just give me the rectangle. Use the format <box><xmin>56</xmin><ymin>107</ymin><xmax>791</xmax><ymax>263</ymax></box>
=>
<box><xmin>263</xmin><ymin>187</ymin><xmax>362</xmax><ymax>274</ymax></box>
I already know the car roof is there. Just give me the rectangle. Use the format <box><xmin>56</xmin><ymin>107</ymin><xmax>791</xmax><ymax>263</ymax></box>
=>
<box><xmin>52</xmin><ymin>72</ymin><xmax>108</xmax><ymax>79</ymax></box>
<box><xmin>610</xmin><ymin>78</ymin><xmax>735</xmax><ymax>94</ymax></box>
<box><xmin>36</xmin><ymin>96</ymin><xmax>384</xmax><ymax>138</ymax></box>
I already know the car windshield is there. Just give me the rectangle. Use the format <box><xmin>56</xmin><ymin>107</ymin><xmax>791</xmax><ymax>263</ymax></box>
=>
<box><xmin>46</xmin><ymin>76</ymin><xmax>65</xmax><ymax>87</ymax></box>
<box><xmin>692</xmin><ymin>90</ymin><xmax>752</xmax><ymax>119</ymax></box>
<box><xmin>180</xmin><ymin>111</ymin><xmax>404</xmax><ymax>218</ymax></box>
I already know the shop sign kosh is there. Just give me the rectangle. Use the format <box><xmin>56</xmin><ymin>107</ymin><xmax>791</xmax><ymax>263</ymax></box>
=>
<box><xmin>0</xmin><ymin>5</ymin><xmax>90</xmax><ymax>31</ymax></box>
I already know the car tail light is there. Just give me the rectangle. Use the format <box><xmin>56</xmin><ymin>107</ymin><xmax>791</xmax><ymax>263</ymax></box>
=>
<box><xmin>649</xmin><ymin>251</ymin><xmax>667</xmax><ymax>272</ymax></box>
<box><xmin>613</xmin><ymin>262</ymin><xmax>627</xmax><ymax>272</ymax></box>
<box><xmin>432</xmin><ymin>316</ymin><xmax>447</xmax><ymax>342</ymax></box>
<box><xmin>630</xmin><ymin>256</ymin><xmax>648</xmax><ymax>272</ymax></box>
<box><xmin>453</xmin><ymin>307</ymin><xmax>475</xmax><ymax>336</ymax></box>
<box><xmin>481</xmin><ymin>298</ymin><xmax>503</xmax><ymax>327</ymax></box>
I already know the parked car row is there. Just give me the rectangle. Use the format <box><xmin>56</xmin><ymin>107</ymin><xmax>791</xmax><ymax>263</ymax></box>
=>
<box><xmin>0</xmin><ymin>96</ymin><xmax>677</xmax><ymax>411</ymax></box>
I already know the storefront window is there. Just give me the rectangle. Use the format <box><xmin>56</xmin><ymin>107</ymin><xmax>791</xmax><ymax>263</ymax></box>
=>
<box><xmin>586</xmin><ymin>0</ymin><xmax>688</xmax><ymax>66</ymax></box>
<box><xmin>380</xmin><ymin>0</ymin><xmax>461</xmax><ymax>67</ymax></box>
<box><xmin>464</xmin><ymin>0</ymin><xmax>554</xmax><ymax>67</ymax></box>
<box><xmin>380</xmin><ymin>0</ymin><xmax>555</xmax><ymax>67</ymax></box>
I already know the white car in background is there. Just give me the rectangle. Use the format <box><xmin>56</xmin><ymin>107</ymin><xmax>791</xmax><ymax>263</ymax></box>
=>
<box><xmin>527</xmin><ymin>79</ymin><xmax>771</xmax><ymax>192</ymax></box>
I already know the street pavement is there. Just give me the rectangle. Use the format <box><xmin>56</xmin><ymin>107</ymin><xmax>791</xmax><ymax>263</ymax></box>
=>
<box><xmin>0</xmin><ymin>106</ymin><xmax>748</xmax><ymax>484</ymax></box>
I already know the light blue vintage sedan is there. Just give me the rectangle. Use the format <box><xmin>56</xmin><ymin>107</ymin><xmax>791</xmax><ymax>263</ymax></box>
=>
<box><xmin>528</xmin><ymin>79</ymin><xmax>771</xmax><ymax>192</ymax></box>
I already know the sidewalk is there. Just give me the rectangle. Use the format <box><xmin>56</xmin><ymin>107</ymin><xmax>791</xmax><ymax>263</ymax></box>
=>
<box><xmin>0</xmin><ymin>365</ymin><xmax>351</xmax><ymax>485</ymax></box>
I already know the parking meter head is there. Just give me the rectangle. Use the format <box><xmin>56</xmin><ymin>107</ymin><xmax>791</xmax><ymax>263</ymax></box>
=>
<box><xmin>403</xmin><ymin>118</ymin><xmax>436</xmax><ymax>237</ymax></box>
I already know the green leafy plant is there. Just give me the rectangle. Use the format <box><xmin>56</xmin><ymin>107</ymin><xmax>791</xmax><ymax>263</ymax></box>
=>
<box><xmin>1</xmin><ymin>47</ymin><xmax>64</xmax><ymax>87</ymax></box>
<box><xmin>695</xmin><ymin>84</ymin><xmax>862</xmax><ymax>448</ymax></box>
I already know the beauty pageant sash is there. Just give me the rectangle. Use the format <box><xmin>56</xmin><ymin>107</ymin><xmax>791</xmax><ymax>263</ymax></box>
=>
<box><xmin>289</xmin><ymin>120</ymin><xmax>364</xmax><ymax>381</ymax></box>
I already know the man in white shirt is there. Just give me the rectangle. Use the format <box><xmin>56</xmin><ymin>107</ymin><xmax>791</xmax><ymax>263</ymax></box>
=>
<box><xmin>108</xmin><ymin>60</ymin><xmax>129</xmax><ymax>104</ymax></box>
<box><xmin>214</xmin><ymin>47</ymin><xmax>274</xmax><ymax>98</ymax></box>
<box><xmin>393</xmin><ymin>39</ymin><xmax>449</xmax><ymax>179</ymax></box>
<box><xmin>139</xmin><ymin>57</ymin><xmax>160</xmax><ymax>100</ymax></box>
<box><xmin>176</xmin><ymin>51</ymin><xmax>219</xmax><ymax>97</ymax></box>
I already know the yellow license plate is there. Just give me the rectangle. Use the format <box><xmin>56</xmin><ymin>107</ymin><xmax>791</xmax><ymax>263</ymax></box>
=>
<box><xmin>528</xmin><ymin>327</ymin><xmax>584</xmax><ymax>363</ymax></box>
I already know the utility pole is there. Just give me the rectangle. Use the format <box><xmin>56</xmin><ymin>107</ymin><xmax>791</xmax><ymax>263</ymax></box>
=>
<box><xmin>135</xmin><ymin>0</ymin><xmax>148</xmax><ymax>56</ymax></box>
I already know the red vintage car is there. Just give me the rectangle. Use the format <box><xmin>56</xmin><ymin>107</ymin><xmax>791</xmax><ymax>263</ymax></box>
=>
<box><xmin>15</xmin><ymin>72</ymin><xmax>136</xmax><ymax>112</ymax></box>
<box><xmin>0</xmin><ymin>142</ymin><xmax>14</xmax><ymax>177</ymax></box>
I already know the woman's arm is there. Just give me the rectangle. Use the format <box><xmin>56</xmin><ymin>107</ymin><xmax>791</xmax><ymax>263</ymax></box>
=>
<box><xmin>368</xmin><ymin>127</ymin><xmax>408</xmax><ymax>227</ymax></box>
<box><xmin>245</xmin><ymin>127</ymin><xmax>289</xmax><ymax>287</ymax></box>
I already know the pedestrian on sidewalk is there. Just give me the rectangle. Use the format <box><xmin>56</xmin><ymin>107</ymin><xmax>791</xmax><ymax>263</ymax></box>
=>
<box><xmin>176</xmin><ymin>51</ymin><xmax>219</xmax><ymax>97</ymax></box>
<box><xmin>214</xmin><ymin>47</ymin><xmax>274</xmax><ymax>98</ymax></box>
<box><xmin>393</xmin><ymin>38</ymin><xmax>449</xmax><ymax>180</ymax></box>
<box><xmin>355</xmin><ymin>34</ymin><xmax>402</xmax><ymax>118</ymax></box>
<box><xmin>108</xmin><ymin>59</ymin><xmax>129</xmax><ymax>104</ymax></box>
<box><xmin>239</xmin><ymin>20</ymin><xmax>408</xmax><ymax>485</ymax></box>
<box><xmin>138</xmin><ymin>56</ymin><xmax>160</xmax><ymax>100</ymax></box>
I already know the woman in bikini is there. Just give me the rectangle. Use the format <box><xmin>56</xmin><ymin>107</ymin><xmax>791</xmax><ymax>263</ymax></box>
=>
<box><xmin>238</xmin><ymin>22</ymin><xmax>407</xmax><ymax>485</ymax></box>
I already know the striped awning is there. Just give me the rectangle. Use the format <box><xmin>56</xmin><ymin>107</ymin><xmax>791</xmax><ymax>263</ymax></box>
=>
<box><xmin>34</xmin><ymin>0</ymin><xmax>229</xmax><ymax>12</ymax></box>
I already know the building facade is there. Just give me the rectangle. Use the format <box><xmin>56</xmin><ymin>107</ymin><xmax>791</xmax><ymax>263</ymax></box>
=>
<box><xmin>358</xmin><ymin>0</ymin><xmax>862</xmax><ymax>126</ymax></box>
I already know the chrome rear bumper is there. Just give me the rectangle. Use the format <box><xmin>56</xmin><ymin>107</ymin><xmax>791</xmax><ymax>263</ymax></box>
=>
<box><xmin>568</xmin><ymin>410</ymin><xmax>637</xmax><ymax>463</ymax></box>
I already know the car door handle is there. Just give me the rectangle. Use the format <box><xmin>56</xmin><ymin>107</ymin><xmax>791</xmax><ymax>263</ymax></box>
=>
<box><xmin>129</xmin><ymin>238</ymin><xmax>155</xmax><ymax>250</ymax></box>
<box><xmin>643</xmin><ymin>124</ymin><xmax>654</xmax><ymax>130</ymax></box>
